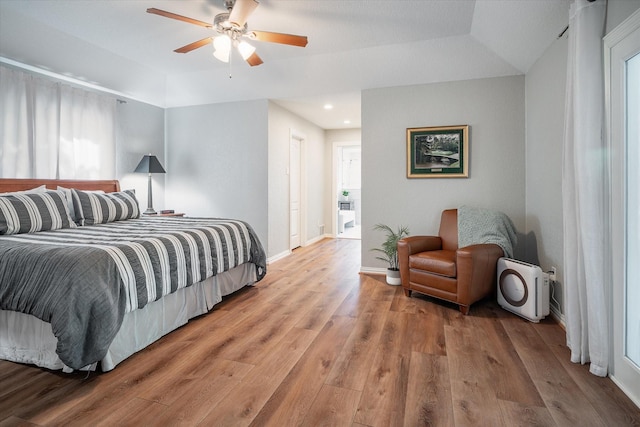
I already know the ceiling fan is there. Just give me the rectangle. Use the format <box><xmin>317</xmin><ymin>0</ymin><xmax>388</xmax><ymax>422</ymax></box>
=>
<box><xmin>147</xmin><ymin>0</ymin><xmax>308</xmax><ymax>67</ymax></box>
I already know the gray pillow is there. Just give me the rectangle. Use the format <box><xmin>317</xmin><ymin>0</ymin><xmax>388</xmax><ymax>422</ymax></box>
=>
<box><xmin>57</xmin><ymin>186</ymin><xmax>105</xmax><ymax>223</ymax></box>
<box><xmin>0</xmin><ymin>190</ymin><xmax>76</xmax><ymax>235</ymax></box>
<box><xmin>71</xmin><ymin>189</ymin><xmax>140</xmax><ymax>226</ymax></box>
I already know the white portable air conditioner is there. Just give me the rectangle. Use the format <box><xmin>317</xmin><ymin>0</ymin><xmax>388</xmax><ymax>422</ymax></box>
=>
<box><xmin>497</xmin><ymin>258</ymin><xmax>550</xmax><ymax>323</ymax></box>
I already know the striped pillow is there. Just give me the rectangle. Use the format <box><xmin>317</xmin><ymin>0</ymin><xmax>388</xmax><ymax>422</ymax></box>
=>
<box><xmin>71</xmin><ymin>189</ymin><xmax>140</xmax><ymax>226</ymax></box>
<box><xmin>57</xmin><ymin>186</ymin><xmax>105</xmax><ymax>223</ymax></box>
<box><xmin>0</xmin><ymin>190</ymin><xmax>76</xmax><ymax>235</ymax></box>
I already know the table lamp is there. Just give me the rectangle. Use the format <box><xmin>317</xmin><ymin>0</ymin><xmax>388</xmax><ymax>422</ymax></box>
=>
<box><xmin>134</xmin><ymin>154</ymin><xmax>166</xmax><ymax>215</ymax></box>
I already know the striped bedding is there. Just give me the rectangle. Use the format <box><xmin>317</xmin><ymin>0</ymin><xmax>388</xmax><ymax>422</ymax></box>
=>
<box><xmin>0</xmin><ymin>217</ymin><xmax>266</xmax><ymax>370</ymax></box>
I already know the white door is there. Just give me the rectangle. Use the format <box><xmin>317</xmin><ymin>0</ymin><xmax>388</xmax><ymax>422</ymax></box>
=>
<box><xmin>606</xmin><ymin>10</ymin><xmax>640</xmax><ymax>407</ymax></box>
<box><xmin>290</xmin><ymin>137</ymin><xmax>301</xmax><ymax>250</ymax></box>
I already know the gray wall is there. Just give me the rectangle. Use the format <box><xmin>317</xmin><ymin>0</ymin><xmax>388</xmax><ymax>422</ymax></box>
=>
<box><xmin>524</xmin><ymin>35</ymin><xmax>568</xmax><ymax>315</ymax></box>
<box><xmin>115</xmin><ymin>99</ymin><xmax>165</xmax><ymax>210</ymax></box>
<box><xmin>606</xmin><ymin>0</ymin><xmax>640</xmax><ymax>33</ymax></box>
<box><xmin>164</xmin><ymin>100</ymin><xmax>269</xmax><ymax>248</ymax></box>
<box><xmin>267</xmin><ymin>101</ymin><xmax>326</xmax><ymax>259</ymax></box>
<box><xmin>361</xmin><ymin>75</ymin><xmax>526</xmax><ymax>270</ymax></box>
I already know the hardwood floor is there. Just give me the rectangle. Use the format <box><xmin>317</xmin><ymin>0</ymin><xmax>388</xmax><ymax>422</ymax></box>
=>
<box><xmin>1</xmin><ymin>238</ymin><xmax>639</xmax><ymax>426</ymax></box>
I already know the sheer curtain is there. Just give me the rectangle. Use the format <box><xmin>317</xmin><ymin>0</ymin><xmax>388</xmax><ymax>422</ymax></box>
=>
<box><xmin>562</xmin><ymin>0</ymin><xmax>608</xmax><ymax>377</ymax></box>
<box><xmin>0</xmin><ymin>65</ymin><xmax>116</xmax><ymax>179</ymax></box>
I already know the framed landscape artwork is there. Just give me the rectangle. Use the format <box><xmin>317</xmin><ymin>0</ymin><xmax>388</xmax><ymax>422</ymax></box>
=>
<box><xmin>406</xmin><ymin>125</ymin><xmax>469</xmax><ymax>178</ymax></box>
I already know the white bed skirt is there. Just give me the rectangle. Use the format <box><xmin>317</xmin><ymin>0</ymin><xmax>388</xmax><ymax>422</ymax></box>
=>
<box><xmin>0</xmin><ymin>263</ymin><xmax>257</xmax><ymax>372</ymax></box>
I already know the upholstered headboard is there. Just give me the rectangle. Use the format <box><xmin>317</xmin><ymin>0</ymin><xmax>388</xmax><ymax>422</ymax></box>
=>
<box><xmin>0</xmin><ymin>178</ymin><xmax>121</xmax><ymax>193</ymax></box>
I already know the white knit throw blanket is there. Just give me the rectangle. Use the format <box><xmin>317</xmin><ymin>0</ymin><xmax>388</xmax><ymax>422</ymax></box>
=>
<box><xmin>458</xmin><ymin>205</ymin><xmax>517</xmax><ymax>258</ymax></box>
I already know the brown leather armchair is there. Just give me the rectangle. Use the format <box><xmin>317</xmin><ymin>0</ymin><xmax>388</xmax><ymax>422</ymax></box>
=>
<box><xmin>397</xmin><ymin>209</ymin><xmax>504</xmax><ymax>314</ymax></box>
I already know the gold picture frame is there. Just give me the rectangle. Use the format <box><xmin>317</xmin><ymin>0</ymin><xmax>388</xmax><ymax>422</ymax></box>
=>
<box><xmin>406</xmin><ymin>125</ymin><xmax>469</xmax><ymax>178</ymax></box>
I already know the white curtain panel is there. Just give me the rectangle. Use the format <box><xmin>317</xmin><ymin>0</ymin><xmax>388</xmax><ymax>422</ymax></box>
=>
<box><xmin>562</xmin><ymin>0</ymin><xmax>608</xmax><ymax>377</ymax></box>
<box><xmin>0</xmin><ymin>65</ymin><xmax>116</xmax><ymax>179</ymax></box>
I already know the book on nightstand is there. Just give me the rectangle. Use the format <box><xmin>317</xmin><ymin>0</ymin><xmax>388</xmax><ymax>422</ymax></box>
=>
<box><xmin>160</xmin><ymin>210</ymin><xmax>174</xmax><ymax>214</ymax></box>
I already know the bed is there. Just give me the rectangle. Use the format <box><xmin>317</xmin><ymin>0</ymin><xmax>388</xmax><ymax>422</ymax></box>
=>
<box><xmin>0</xmin><ymin>178</ymin><xmax>267</xmax><ymax>372</ymax></box>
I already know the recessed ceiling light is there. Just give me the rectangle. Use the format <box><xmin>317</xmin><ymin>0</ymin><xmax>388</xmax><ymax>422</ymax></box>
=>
<box><xmin>323</xmin><ymin>104</ymin><xmax>333</xmax><ymax>110</ymax></box>
<box><xmin>344</xmin><ymin>120</ymin><xmax>351</xmax><ymax>124</ymax></box>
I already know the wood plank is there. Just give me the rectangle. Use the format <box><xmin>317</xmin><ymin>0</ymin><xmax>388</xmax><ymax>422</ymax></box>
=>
<box><xmin>474</xmin><ymin>314</ymin><xmax>545</xmax><ymax>406</ymax></box>
<box><xmin>367</xmin><ymin>275</ymin><xmax>398</xmax><ymax>302</ymax></box>
<box><xmin>137</xmin><ymin>358</ymin><xmax>253</xmax><ymax>406</ymax></box>
<box><xmin>404</xmin><ymin>351</ymin><xmax>454</xmax><ymax>427</ymax></box>
<box><xmin>302</xmin><ymin>384</ymin><xmax>361</xmax><ymax>426</ymax></box>
<box><xmin>0</xmin><ymin>416</ymin><xmax>39</xmax><ymax>427</ymax></box>
<box><xmin>0</xmin><ymin>368</ymin><xmax>63</xmax><ymax>418</ymax></box>
<box><xmin>294</xmin><ymin>275</ymin><xmax>359</xmax><ymax>331</ymax></box>
<box><xmin>502</xmin><ymin>316</ymin><xmax>609</xmax><ymax>426</ymax></box>
<box><xmin>497</xmin><ymin>399</ymin><xmax>555</xmax><ymax>426</ymax></box>
<box><xmin>534</xmin><ymin>319</ymin><xmax>640</xmax><ymax>425</ymax></box>
<box><xmin>159</xmin><ymin>300</ymin><xmax>292</xmax><ymax>367</ymax></box>
<box><xmin>353</xmin><ymin>311</ymin><xmax>412</xmax><ymax>427</ymax></box>
<box><xmin>0</xmin><ymin>360</ymin><xmax>30</xmax><ymax>388</ymax></box>
<box><xmin>332</xmin><ymin>275</ymin><xmax>378</xmax><ymax>318</ymax></box>
<box><xmin>19</xmin><ymin>339</ymin><xmax>192</xmax><ymax>425</ymax></box>
<box><xmin>93</xmin><ymin>397</ymin><xmax>167</xmax><ymax>427</ymax></box>
<box><xmin>249</xmin><ymin>315</ymin><xmax>357</xmax><ymax>426</ymax></box>
<box><xmin>445</xmin><ymin>324</ymin><xmax>505</xmax><ymax>426</ymax></box>
<box><xmin>198</xmin><ymin>327</ymin><xmax>318</xmax><ymax>426</ymax></box>
<box><xmin>389</xmin><ymin>285</ymin><xmax>436</xmax><ymax>315</ymax></box>
<box><xmin>407</xmin><ymin>304</ymin><xmax>447</xmax><ymax>356</ymax></box>
<box><xmin>325</xmin><ymin>298</ymin><xmax>392</xmax><ymax>390</ymax></box>
<box><xmin>212</xmin><ymin>299</ymin><xmax>315</xmax><ymax>365</ymax></box>
<box><xmin>146</xmin><ymin>363</ymin><xmax>250</xmax><ymax>426</ymax></box>
<box><xmin>0</xmin><ymin>370</ymin><xmax>91</xmax><ymax>422</ymax></box>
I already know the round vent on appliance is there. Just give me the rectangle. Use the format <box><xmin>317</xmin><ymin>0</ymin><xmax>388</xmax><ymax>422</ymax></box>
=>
<box><xmin>499</xmin><ymin>268</ymin><xmax>528</xmax><ymax>307</ymax></box>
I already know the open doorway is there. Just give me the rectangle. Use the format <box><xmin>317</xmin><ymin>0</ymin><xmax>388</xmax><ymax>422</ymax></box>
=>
<box><xmin>333</xmin><ymin>142</ymin><xmax>361</xmax><ymax>239</ymax></box>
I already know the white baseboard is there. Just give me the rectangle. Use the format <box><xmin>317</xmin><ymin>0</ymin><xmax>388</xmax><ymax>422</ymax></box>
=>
<box><xmin>305</xmin><ymin>234</ymin><xmax>330</xmax><ymax>246</ymax></box>
<box><xmin>267</xmin><ymin>250</ymin><xmax>291</xmax><ymax>264</ymax></box>
<box><xmin>360</xmin><ymin>266</ymin><xmax>387</xmax><ymax>276</ymax></box>
<box><xmin>549</xmin><ymin>305</ymin><xmax>566</xmax><ymax>328</ymax></box>
<box><xmin>610</xmin><ymin>374</ymin><xmax>640</xmax><ymax>409</ymax></box>
<box><xmin>267</xmin><ymin>234</ymin><xmax>331</xmax><ymax>264</ymax></box>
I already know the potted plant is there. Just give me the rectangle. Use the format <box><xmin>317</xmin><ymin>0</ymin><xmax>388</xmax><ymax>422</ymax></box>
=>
<box><xmin>371</xmin><ymin>223</ymin><xmax>409</xmax><ymax>285</ymax></box>
<box><xmin>341</xmin><ymin>190</ymin><xmax>350</xmax><ymax>201</ymax></box>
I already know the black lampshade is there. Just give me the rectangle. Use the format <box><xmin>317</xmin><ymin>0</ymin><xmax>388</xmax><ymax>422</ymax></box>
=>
<box><xmin>134</xmin><ymin>154</ymin><xmax>165</xmax><ymax>215</ymax></box>
<box><xmin>134</xmin><ymin>155</ymin><xmax>166</xmax><ymax>174</ymax></box>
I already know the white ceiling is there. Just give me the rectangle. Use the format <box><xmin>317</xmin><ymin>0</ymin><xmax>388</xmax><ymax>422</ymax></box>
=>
<box><xmin>0</xmin><ymin>0</ymin><xmax>569</xmax><ymax>129</ymax></box>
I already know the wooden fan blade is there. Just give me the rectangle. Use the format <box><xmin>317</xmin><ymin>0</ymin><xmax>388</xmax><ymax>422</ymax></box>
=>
<box><xmin>245</xmin><ymin>52</ymin><xmax>263</xmax><ymax>67</ymax></box>
<box><xmin>147</xmin><ymin>8</ymin><xmax>212</xmax><ymax>28</ymax></box>
<box><xmin>249</xmin><ymin>30</ymin><xmax>308</xmax><ymax>47</ymax></box>
<box><xmin>228</xmin><ymin>0</ymin><xmax>259</xmax><ymax>27</ymax></box>
<box><xmin>174</xmin><ymin>37</ymin><xmax>213</xmax><ymax>53</ymax></box>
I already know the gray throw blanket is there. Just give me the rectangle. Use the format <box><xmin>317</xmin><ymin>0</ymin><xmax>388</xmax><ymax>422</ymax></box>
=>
<box><xmin>458</xmin><ymin>205</ymin><xmax>517</xmax><ymax>258</ymax></box>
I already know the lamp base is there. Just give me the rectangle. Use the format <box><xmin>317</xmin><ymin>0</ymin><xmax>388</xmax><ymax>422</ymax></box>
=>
<box><xmin>143</xmin><ymin>208</ymin><xmax>157</xmax><ymax>215</ymax></box>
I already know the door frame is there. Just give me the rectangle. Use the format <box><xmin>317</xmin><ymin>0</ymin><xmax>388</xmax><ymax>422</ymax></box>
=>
<box><xmin>290</xmin><ymin>129</ymin><xmax>307</xmax><ymax>249</ymax></box>
<box><xmin>605</xmin><ymin>8</ymin><xmax>640</xmax><ymax>408</ymax></box>
<box><xmin>332</xmin><ymin>140</ymin><xmax>361</xmax><ymax>237</ymax></box>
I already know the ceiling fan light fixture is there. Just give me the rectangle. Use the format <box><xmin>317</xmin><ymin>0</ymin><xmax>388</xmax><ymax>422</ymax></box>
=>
<box><xmin>213</xmin><ymin>34</ymin><xmax>231</xmax><ymax>52</ymax></box>
<box><xmin>213</xmin><ymin>35</ymin><xmax>231</xmax><ymax>62</ymax></box>
<box><xmin>237</xmin><ymin>40</ymin><xmax>256</xmax><ymax>60</ymax></box>
<box><xmin>148</xmin><ymin>1</ymin><xmax>308</xmax><ymax>68</ymax></box>
<box><xmin>213</xmin><ymin>49</ymin><xmax>230</xmax><ymax>63</ymax></box>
